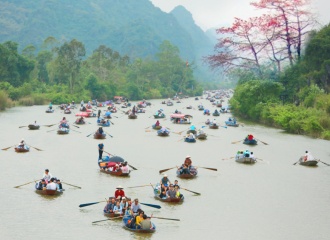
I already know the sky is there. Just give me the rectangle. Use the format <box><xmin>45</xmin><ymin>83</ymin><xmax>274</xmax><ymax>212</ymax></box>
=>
<box><xmin>150</xmin><ymin>0</ymin><xmax>330</xmax><ymax>31</ymax></box>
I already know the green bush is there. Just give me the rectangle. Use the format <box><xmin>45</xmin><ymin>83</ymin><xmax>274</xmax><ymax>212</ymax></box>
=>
<box><xmin>0</xmin><ymin>90</ymin><xmax>14</xmax><ymax>110</ymax></box>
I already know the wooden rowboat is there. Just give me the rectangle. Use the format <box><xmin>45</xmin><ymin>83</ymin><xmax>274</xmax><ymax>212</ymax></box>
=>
<box><xmin>225</xmin><ymin>121</ymin><xmax>239</xmax><ymax>127</ymax></box>
<box><xmin>298</xmin><ymin>157</ymin><xmax>319</xmax><ymax>166</ymax></box>
<box><xmin>45</xmin><ymin>109</ymin><xmax>54</xmax><ymax>113</ymax></box>
<box><xmin>35</xmin><ymin>189</ymin><xmax>63</xmax><ymax>196</ymax></box>
<box><xmin>212</xmin><ymin>112</ymin><xmax>220</xmax><ymax>116</ymax></box>
<box><xmin>154</xmin><ymin>114</ymin><xmax>166</xmax><ymax>119</ymax></box>
<box><xmin>152</xmin><ymin>124</ymin><xmax>161</xmax><ymax>130</ymax></box>
<box><xmin>186</xmin><ymin>129</ymin><xmax>196</xmax><ymax>134</ymax></box>
<box><xmin>153</xmin><ymin>183</ymin><xmax>184</xmax><ymax>203</ymax></box>
<box><xmin>94</xmin><ymin>132</ymin><xmax>106</xmax><ymax>139</ymax></box>
<box><xmin>64</xmin><ymin>109</ymin><xmax>71</xmax><ymax>114</ymax></box>
<box><xmin>104</xmin><ymin>212</ymin><xmax>123</xmax><ymax>219</ymax></box>
<box><xmin>176</xmin><ymin>167</ymin><xmax>198</xmax><ymax>179</ymax></box>
<box><xmin>209</xmin><ymin>124</ymin><xmax>219</xmax><ymax>129</ymax></box>
<box><xmin>123</xmin><ymin>215</ymin><xmax>156</xmax><ymax>233</ymax></box>
<box><xmin>157</xmin><ymin>131</ymin><xmax>169</xmax><ymax>136</ymax></box>
<box><xmin>196</xmin><ymin>133</ymin><xmax>207</xmax><ymax>140</ymax></box>
<box><xmin>28</xmin><ymin>124</ymin><xmax>40</xmax><ymax>130</ymax></box>
<box><xmin>98</xmin><ymin>159</ymin><xmax>130</xmax><ymax>177</ymax></box>
<box><xmin>128</xmin><ymin>114</ymin><xmax>137</xmax><ymax>119</ymax></box>
<box><xmin>14</xmin><ymin>146</ymin><xmax>30</xmax><ymax>153</ymax></box>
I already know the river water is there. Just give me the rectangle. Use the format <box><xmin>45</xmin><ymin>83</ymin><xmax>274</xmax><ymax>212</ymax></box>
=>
<box><xmin>0</xmin><ymin>97</ymin><xmax>329</xmax><ymax>240</ymax></box>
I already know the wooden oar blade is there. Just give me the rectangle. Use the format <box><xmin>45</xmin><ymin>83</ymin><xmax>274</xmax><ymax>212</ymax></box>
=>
<box><xmin>79</xmin><ymin>201</ymin><xmax>102</xmax><ymax>208</ymax></box>
<box><xmin>201</xmin><ymin>167</ymin><xmax>217</xmax><ymax>171</ymax></box>
<box><xmin>181</xmin><ymin>187</ymin><xmax>201</xmax><ymax>195</ymax></box>
<box><xmin>231</xmin><ymin>140</ymin><xmax>242</xmax><ymax>144</ymax></box>
<box><xmin>140</xmin><ymin>203</ymin><xmax>161</xmax><ymax>209</ymax></box>
<box><xmin>2</xmin><ymin>145</ymin><xmax>15</xmax><ymax>151</ymax></box>
<box><xmin>159</xmin><ymin>167</ymin><xmax>176</xmax><ymax>174</ymax></box>
<box><xmin>30</xmin><ymin>146</ymin><xmax>43</xmax><ymax>151</ymax></box>
<box><xmin>19</xmin><ymin>126</ymin><xmax>28</xmax><ymax>128</ymax></box>
<box><xmin>127</xmin><ymin>185</ymin><xmax>150</xmax><ymax>188</ymax></box>
<box><xmin>14</xmin><ymin>180</ymin><xmax>37</xmax><ymax>188</ymax></box>
<box><xmin>152</xmin><ymin>216</ymin><xmax>180</xmax><ymax>221</ymax></box>
<box><xmin>128</xmin><ymin>164</ymin><xmax>138</xmax><ymax>170</ymax></box>
<box><xmin>62</xmin><ymin>181</ymin><xmax>81</xmax><ymax>189</ymax></box>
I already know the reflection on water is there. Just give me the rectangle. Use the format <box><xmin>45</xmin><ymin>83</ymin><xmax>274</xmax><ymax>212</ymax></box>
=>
<box><xmin>0</xmin><ymin>97</ymin><xmax>329</xmax><ymax>240</ymax></box>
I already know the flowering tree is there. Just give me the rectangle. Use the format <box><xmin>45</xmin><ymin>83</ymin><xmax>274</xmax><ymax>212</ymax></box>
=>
<box><xmin>207</xmin><ymin>0</ymin><xmax>315</xmax><ymax>73</ymax></box>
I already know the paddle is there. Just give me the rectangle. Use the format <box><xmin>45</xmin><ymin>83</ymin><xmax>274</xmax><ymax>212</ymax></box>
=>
<box><xmin>14</xmin><ymin>180</ymin><xmax>38</xmax><ymax>188</ymax></box>
<box><xmin>255</xmin><ymin>139</ymin><xmax>268</xmax><ymax>145</ymax></box>
<box><xmin>152</xmin><ymin>216</ymin><xmax>180</xmax><ymax>221</ymax></box>
<box><xmin>145</xmin><ymin>126</ymin><xmax>151</xmax><ymax>129</ymax></box>
<box><xmin>72</xmin><ymin>124</ymin><xmax>80</xmax><ymax>129</ymax></box>
<box><xmin>18</xmin><ymin>126</ymin><xmax>28</xmax><ymax>128</ymax></box>
<box><xmin>197</xmin><ymin>166</ymin><xmax>217</xmax><ymax>171</ymax></box>
<box><xmin>1</xmin><ymin>145</ymin><xmax>15</xmax><ymax>151</ymax></box>
<box><xmin>92</xmin><ymin>216</ymin><xmax>123</xmax><ymax>224</ymax></box>
<box><xmin>180</xmin><ymin>187</ymin><xmax>201</xmax><ymax>195</ymax></box>
<box><xmin>177</xmin><ymin>137</ymin><xmax>185</xmax><ymax>142</ymax></box>
<box><xmin>70</xmin><ymin>129</ymin><xmax>81</xmax><ymax>133</ymax></box>
<box><xmin>47</xmin><ymin>129</ymin><xmax>57</xmax><ymax>132</ymax></box>
<box><xmin>29</xmin><ymin>145</ymin><xmax>43</xmax><ymax>151</ymax></box>
<box><xmin>140</xmin><ymin>202</ymin><xmax>161</xmax><ymax>209</ymax></box>
<box><xmin>293</xmin><ymin>160</ymin><xmax>300</xmax><ymax>165</ymax></box>
<box><xmin>62</xmin><ymin>181</ymin><xmax>81</xmax><ymax>189</ymax></box>
<box><xmin>105</xmin><ymin>132</ymin><xmax>113</xmax><ymax>138</ymax></box>
<box><xmin>222</xmin><ymin>157</ymin><xmax>234</xmax><ymax>160</ymax></box>
<box><xmin>109</xmin><ymin>120</ymin><xmax>115</xmax><ymax>125</ymax></box>
<box><xmin>103</xmin><ymin>151</ymin><xmax>115</xmax><ymax>156</ymax></box>
<box><xmin>79</xmin><ymin>200</ymin><xmax>107</xmax><ymax>208</ymax></box>
<box><xmin>128</xmin><ymin>164</ymin><xmax>138</xmax><ymax>171</ymax></box>
<box><xmin>318</xmin><ymin>160</ymin><xmax>330</xmax><ymax>166</ymax></box>
<box><xmin>127</xmin><ymin>184</ymin><xmax>152</xmax><ymax>188</ymax></box>
<box><xmin>159</xmin><ymin>167</ymin><xmax>176</xmax><ymax>174</ymax></box>
<box><xmin>86</xmin><ymin>132</ymin><xmax>94</xmax><ymax>137</ymax></box>
<box><xmin>231</xmin><ymin>140</ymin><xmax>243</xmax><ymax>144</ymax></box>
<box><xmin>220</xmin><ymin>126</ymin><xmax>227</xmax><ymax>129</ymax></box>
<box><xmin>43</xmin><ymin>123</ymin><xmax>57</xmax><ymax>127</ymax></box>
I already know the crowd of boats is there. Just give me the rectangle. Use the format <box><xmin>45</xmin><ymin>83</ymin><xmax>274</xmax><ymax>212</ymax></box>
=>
<box><xmin>8</xmin><ymin>89</ymin><xmax>328</xmax><ymax>234</ymax></box>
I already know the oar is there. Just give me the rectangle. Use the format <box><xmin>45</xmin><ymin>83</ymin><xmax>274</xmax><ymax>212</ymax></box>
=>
<box><xmin>293</xmin><ymin>160</ymin><xmax>300</xmax><ymax>165</ymax></box>
<box><xmin>177</xmin><ymin>137</ymin><xmax>185</xmax><ymax>142</ymax></box>
<box><xmin>140</xmin><ymin>202</ymin><xmax>161</xmax><ymax>209</ymax></box>
<box><xmin>79</xmin><ymin>200</ymin><xmax>107</xmax><ymax>208</ymax></box>
<box><xmin>152</xmin><ymin>216</ymin><xmax>180</xmax><ymax>221</ymax></box>
<box><xmin>180</xmin><ymin>187</ymin><xmax>201</xmax><ymax>195</ymax></box>
<box><xmin>145</xmin><ymin>126</ymin><xmax>151</xmax><ymax>129</ymax></box>
<box><xmin>103</xmin><ymin>151</ymin><xmax>115</xmax><ymax>156</ymax></box>
<box><xmin>220</xmin><ymin>126</ymin><xmax>227</xmax><ymax>129</ymax></box>
<box><xmin>109</xmin><ymin>120</ymin><xmax>115</xmax><ymax>125</ymax></box>
<box><xmin>197</xmin><ymin>166</ymin><xmax>217</xmax><ymax>171</ymax></box>
<box><xmin>18</xmin><ymin>126</ymin><xmax>28</xmax><ymax>128</ymax></box>
<box><xmin>62</xmin><ymin>181</ymin><xmax>81</xmax><ymax>189</ymax></box>
<box><xmin>222</xmin><ymin>156</ymin><xmax>234</xmax><ymax>160</ymax></box>
<box><xmin>1</xmin><ymin>145</ymin><xmax>15</xmax><ymax>151</ymax></box>
<box><xmin>231</xmin><ymin>140</ymin><xmax>243</xmax><ymax>144</ymax></box>
<box><xmin>47</xmin><ymin>129</ymin><xmax>57</xmax><ymax>132</ymax></box>
<box><xmin>86</xmin><ymin>132</ymin><xmax>94</xmax><ymax>137</ymax></box>
<box><xmin>43</xmin><ymin>123</ymin><xmax>57</xmax><ymax>127</ymax></box>
<box><xmin>71</xmin><ymin>129</ymin><xmax>81</xmax><ymax>133</ymax></box>
<box><xmin>318</xmin><ymin>160</ymin><xmax>330</xmax><ymax>166</ymax></box>
<box><xmin>128</xmin><ymin>164</ymin><xmax>138</xmax><ymax>170</ymax></box>
<box><xmin>145</xmin><ymin>130</ymin><xmax>152</xmax><ymax>132</ymax></box>
<box><xmin>14</xmin><ymin>180</ymin><xmax>38</xmax><ymax>188</ymax></box>
<box><xmin>105</xmin><ymin>132</ymin><xmax>113</xmax><ymax>138</ymax></box>
<box><xmin>127</xmin><ymin>184</ymin><xmax>151</xmax><ymax>188</ymax></box>
<box><xmin>92</xmin><ymin>216</ymin><xmax>123</xmax><ymax>224</ymax></box>
<box><xmin>72</xmin><ymin>124</ymin><xmax>80</xmax><ymax>128</ymax></box>
<box><xmin>255</xmin><ymin>139</ymin><xmax>268</xmax><ymax>145</ymax></box>
<box><xmin>29</xmin><ymin>145</ymin><xmax>43</xmax><ymax>151</ymax></box>
<box><xmin>159</xmin><ymin>167</ymin><xmax>176</xmax><ymax>174</ymax></box>
<box><xmin>112</xmin><ymin>116</ymin><xmax>119</xmax><ymax>119</ymax></box>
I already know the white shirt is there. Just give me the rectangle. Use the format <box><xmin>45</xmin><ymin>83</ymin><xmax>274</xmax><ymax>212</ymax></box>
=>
<box><xmin>46</xmin><ymin>182</ymin><xmax>57</xmax><ymax>190</ymax></box>
<box><xmin>121</xmin><ymin>165</ymin><xmax>130</xmax><ymax>173</ymax></box>
<box><xmin>43</xmin><ymin>173</ymin><xmax>52</xmax><ymax>182</ymax></box>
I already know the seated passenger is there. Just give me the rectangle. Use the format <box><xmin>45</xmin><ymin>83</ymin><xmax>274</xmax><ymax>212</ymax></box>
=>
<box><xmin>155</xmin><ymin>120</ymin><xmax>160</xmax><ymax>127</ymax></box>
<box><xmin>140</xmin><ymin>214</ymin><xmax>153</xmax><ymax>230</ymax></box>
<box><xmin>113</xmin><ymin>201</ymin><xmax>123</xmax><ymax>215</ymax></box>
<box><xmin>160</xmin><ymin>174</ymin><xmax>171</xmax><ymax>187</ymax></box>
<box><xmin>166</xmin><ymin>184</ymin><xmax>177</xmax><ymax>199</ymax></box>
<box><xmin>35</xmin><ymin>179</ymin><xmax>46</xmax><ymax>190</ymax></box>
<box><xmin>159</xmin><ymin>184</ymin><xmax>167</xmax><ymax>199</ymax></box>
<box><xmin>46</xmin><ymin>178</ymin><xmax>57</xmax><ymax>190</ymax></box>
<box><xmin>104</xmin><ymin>197</ymin><xmax>116</xmax><ymax>213</ymax></box>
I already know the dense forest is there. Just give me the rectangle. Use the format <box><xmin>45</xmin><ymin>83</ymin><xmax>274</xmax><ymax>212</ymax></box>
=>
<box><xmin>0</xmin><ymin>38</ymin><xmax>202</xmax><ymax>108</ymax></box>
<box><xmin>0</xmin><ymin>0</ymin><xmax>219</xmax><ymax>85</ymax></box>
<box><xmin>207</xmin><ymin>0</ymin><xmax>330</xmax><ymax>139</ymax></box>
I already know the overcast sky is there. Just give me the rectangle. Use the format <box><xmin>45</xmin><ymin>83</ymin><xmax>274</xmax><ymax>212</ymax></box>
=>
<box><xmin>150</xmin><ymin>0</ymin><xmax>330</xmax><ymax>30</ymax></box>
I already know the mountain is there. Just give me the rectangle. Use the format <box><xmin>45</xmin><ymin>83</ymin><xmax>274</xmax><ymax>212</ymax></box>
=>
<box><xmin>0</xmin><ymin>0</ymin><xmax>218</xmax><ymax>80</ymax></box>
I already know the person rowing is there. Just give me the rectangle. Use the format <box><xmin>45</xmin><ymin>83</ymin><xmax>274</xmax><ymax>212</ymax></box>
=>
<box><xmin>114</xmin><ymin>185</ymin><xmax>126</xmax><ymax>200</ymax></box>
<box><xmin>59</xmin><ymin>117</ymin><xmax>69</xmax><ymax>128</ymax></box>
<box><xmin>17</xmin><ymin>138</ymin><xmax>26</xmax><ymax>149</ymax></box>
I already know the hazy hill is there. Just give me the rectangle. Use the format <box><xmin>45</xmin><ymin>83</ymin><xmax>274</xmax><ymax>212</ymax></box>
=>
<box><xmin>0</xmin><ymin>0</ymin><xmax>218</xmax><ymax>80</ymax></box>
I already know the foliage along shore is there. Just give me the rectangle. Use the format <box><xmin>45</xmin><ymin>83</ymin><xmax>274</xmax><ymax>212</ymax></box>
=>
<box><xmin>229</xmin><ymin>24</ymin><xmax>330</xmax><ymax>140</ymax></box>
<box><xmin>0</xmin><ymin>38</ymin><xmax>204</xmax><ymax>111</ymax></box>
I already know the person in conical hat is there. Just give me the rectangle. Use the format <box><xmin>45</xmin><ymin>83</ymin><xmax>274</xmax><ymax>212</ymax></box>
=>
<box><xmin>115</xmin><ymin>185</ymin><xmax>125</xmax><ymax>199</ymax></box>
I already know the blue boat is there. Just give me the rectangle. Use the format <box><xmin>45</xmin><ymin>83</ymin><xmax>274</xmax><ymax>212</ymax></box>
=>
<box><xmin>225</xmin><ymin>117</ymin><xmax>239</xmax><ymax>127</ymax></box>
<box><xmin>122</xmin><ymin>215</ymin><xmax>156</xmax><ymax>233</ymax></box>
<box><xmin>184</xmin><ymin>137</ymin><xmax>196</xmax><ymax>143</ymax></box>
<box><xmin>97</xmin><ymin>119</ymin><xmax>110</xmax><ymax>127</ymax></box>
<box><xmin>243</xmin><ymin>139</ymin><xmax>258</xmax><ymax>145</ymax></box>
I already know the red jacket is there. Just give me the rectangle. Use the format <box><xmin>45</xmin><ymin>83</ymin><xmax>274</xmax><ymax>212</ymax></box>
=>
<box><xmin>115</xmin><ymin>189</ymin><xmax>125</xmax><ymax>198</ymax></box>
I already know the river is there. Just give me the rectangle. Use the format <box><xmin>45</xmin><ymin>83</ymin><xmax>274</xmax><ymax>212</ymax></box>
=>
<box><xmin>0</xmin><ymin>96</ymin><xmax>329</xmax><ymax>240</ymax></box>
